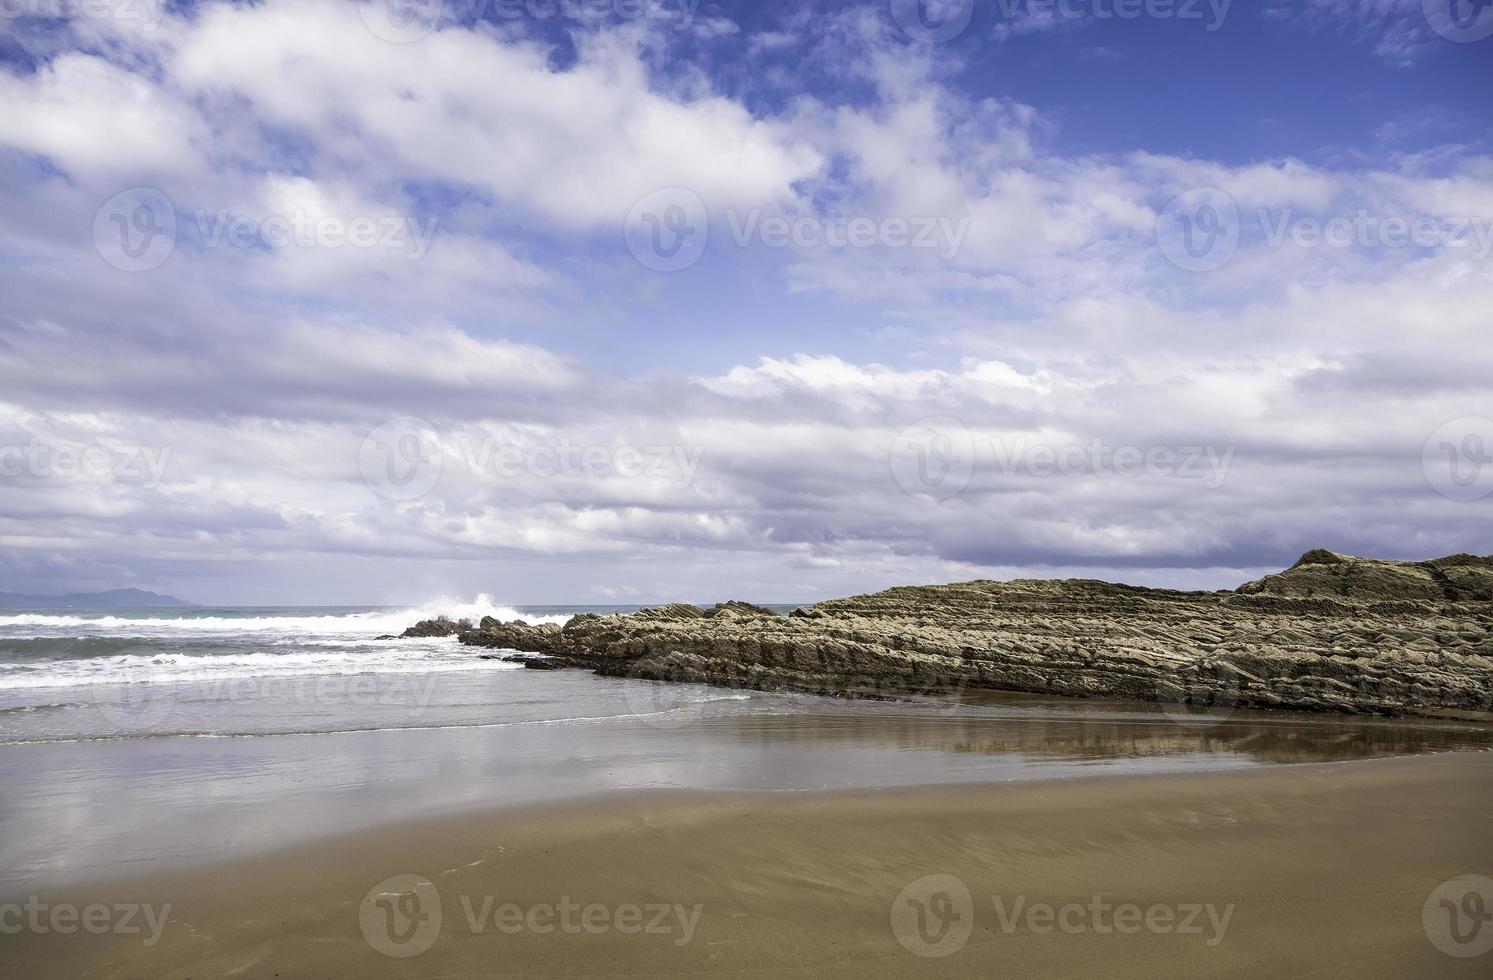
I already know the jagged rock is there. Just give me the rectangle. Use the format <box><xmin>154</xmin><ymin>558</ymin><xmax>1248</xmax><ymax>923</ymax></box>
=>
<box><xmin>1237</xmin><ymin>550</ymin><xmax>1493</xmax><ymax>602</ymax></box>
<box><xmin>412</xmin><ymin>552</ymin><xmax>1493</xmax><ymax>718</ymax></box>
<box><xmin>705</xmin><ymin>601</ymin><xmax>780</xmax><ymax>619</ymax></box>
<box><xmin>400</xmin><ymin>617</ymin><xmax>464</xmax><ymax>638</ymax></box>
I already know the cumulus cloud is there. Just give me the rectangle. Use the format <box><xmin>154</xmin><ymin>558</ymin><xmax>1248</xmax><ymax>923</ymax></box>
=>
<box><xmin>0</xmin><ymin>0</ymin><xmax>1488</xmax><ymax>603</ymax></box>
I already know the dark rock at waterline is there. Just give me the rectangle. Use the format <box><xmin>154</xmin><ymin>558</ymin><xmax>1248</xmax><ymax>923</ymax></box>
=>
<box><xmin>705</xmin><ymin>600</ymin><xmax>780</xmax><ymax>619</ymax></box>
<box><xmin>409</xmin><ymin>552</ymin><xmax>1493</xmax><ymax>718</ymax></box>
<box><xmin>399</xmin><ymin>616</ymin><xmax>472</xmax><ymax>638</ymax></box>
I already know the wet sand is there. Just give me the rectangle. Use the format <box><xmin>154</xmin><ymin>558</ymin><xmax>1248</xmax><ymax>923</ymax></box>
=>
<box><xmin>7</xmin><ymin>692</ymin><xmax>1490</xmax><ymax>895</ymax></box>
<box><xmin>5</xmin><ymin>751</ymin><xmax>1491</xmax><ymax>978</ymax></box>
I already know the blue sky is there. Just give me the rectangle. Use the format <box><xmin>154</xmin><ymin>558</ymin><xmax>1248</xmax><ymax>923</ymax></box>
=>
<box><xmin>0</xmin><ymin>0</ymin><xmax>1490</xmax><ymax>604</ymax></box>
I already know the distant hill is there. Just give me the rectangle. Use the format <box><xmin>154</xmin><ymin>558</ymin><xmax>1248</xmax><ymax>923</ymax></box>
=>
<box><xmin>0</xmin><ymin>588</ymin><xmax>194</xmax><ymax>609</ymax></box>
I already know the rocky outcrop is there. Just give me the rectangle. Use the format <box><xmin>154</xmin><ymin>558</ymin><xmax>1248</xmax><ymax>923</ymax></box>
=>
<box><xmin>1237</xmin><ymin>550</ymin><xmax>1493</xmax><ymax>602</ymax></box>
<box><xmin>401</xmin><ymin>552</ymin><xmax>1493</xmax><ymax>718</ymax></box>
<box><xmin>398</xmin><ymin>616</ymin><xmax>471</xmax><ymax>638</ymax></box>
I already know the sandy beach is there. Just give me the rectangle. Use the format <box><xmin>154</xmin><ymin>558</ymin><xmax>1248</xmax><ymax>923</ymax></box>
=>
<box><xmin>5</xmin><ymin>750</ymin><xmax>1490</xmax><ymax>978</ymax></box>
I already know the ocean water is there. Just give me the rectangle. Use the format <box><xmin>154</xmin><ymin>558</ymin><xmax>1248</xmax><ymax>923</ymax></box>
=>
<box><xmin>2</xmin><ymin>602</ymin><xmax>1491</xmax><ymax>894</ymax></box>
<box><xmin>0</xmin><ymin>600</ymin><xmax>697</xmax><ymax>743</ymax></box>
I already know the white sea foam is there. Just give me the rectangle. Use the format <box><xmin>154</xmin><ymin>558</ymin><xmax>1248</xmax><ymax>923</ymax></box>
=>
<box><xmin>0</xmin><ymin>596</ymin><xmax>579</xmax><ymax>691</ymax></box>
<box><xmin>0</xmin><ymin>594</ymin><xmax>571</xmax><ymax>637</ymax></box>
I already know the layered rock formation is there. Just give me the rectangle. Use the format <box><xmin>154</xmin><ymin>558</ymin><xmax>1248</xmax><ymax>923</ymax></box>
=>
<box><xmin>401</xmin><ymin>552</ymin><xmax>1493</xmax><ymax>717</ymax></box>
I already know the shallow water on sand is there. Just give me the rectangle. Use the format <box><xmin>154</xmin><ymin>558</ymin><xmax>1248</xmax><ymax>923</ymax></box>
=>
<box><xmin>1</xmin><ymin>604</ymin><xmax>1490</xmax><ymax>896</ymax></box>
<box><xmin>3</xmin><ymin>669</ymin><xmax>1490</xmax><ymax>897</ymax></box>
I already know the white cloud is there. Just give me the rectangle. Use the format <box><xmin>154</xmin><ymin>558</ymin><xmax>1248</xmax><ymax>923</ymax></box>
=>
<box><xmin>0</xmin><ymin>1</ymin><xmax>1487</xmax><ymax>602</ymax></box>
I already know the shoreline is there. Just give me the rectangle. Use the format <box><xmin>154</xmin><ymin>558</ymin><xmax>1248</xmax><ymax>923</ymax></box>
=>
<box><xmin>7</xmin><ymin>751</ymin><xmax>1492</xmax><ymax>977</ymax></box>
<box><xmin>426</xmin><ymin>550</ymin><xmax>1493</xmax><ymax>719</ymax></box>
<box><xmin>7</xmin><ymin>688</ymin><xmax>1491</xmax><ymax>900</ymax></box>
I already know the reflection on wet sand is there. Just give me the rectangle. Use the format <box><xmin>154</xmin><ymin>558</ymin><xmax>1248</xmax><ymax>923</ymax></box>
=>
<box><xmin>698</xmin><ymin>699</ymin><xmax>1493</xmax><ymax>766</ymax></box>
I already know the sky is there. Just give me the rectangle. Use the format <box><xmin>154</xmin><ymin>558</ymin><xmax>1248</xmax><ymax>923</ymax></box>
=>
<box><xmin>0</xmin><ymin>0</ymin><xmax>1490</xmax><ymax>605</ymax></box>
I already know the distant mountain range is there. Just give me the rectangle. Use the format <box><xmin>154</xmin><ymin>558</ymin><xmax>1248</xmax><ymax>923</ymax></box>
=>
<box><xmin>0</xmin><ymin>588</ymin><xmax>193</xmax><ymax>609</ymax></box>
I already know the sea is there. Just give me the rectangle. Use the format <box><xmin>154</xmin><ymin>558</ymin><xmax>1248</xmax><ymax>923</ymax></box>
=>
<box><xmin>2</xmin><ymin>601</ymin><xmax>1490</xmax><ymax>896</ymax></box>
